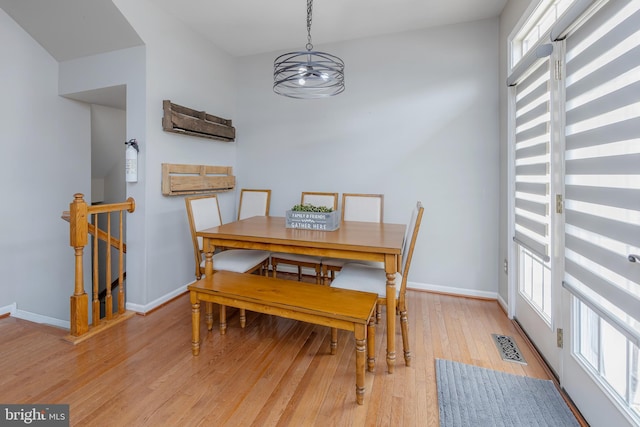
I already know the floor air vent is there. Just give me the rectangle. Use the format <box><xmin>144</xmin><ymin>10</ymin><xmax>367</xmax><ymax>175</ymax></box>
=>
<box><xmin>492</xmin><ymin>334</ymin><xmax>527</xmax><ymax>364</ymax></box>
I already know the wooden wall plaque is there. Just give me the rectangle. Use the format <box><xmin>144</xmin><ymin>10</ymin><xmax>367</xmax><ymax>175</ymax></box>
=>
<box><xmin>162</xmin><ymin>100</ymin><xmax>235</xmax><ymax>142</ymax></box>
<box><xmin>161</xmin><ymin>163</ymin><xmax>235</xmax><ymax>196</ymax></box>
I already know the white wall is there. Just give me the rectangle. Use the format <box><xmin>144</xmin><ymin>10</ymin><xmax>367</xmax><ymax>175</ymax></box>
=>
<box><xmin>236</xmin><ymin>19</ymin><xmax>501</xmax><ymax>296</ymax></box>
<box><xmin>113</xmin><ymin>0</ymin><xmax>238</xmax><ymax>307</ymax></box>
<box><xmin>91</xmin><ymin>178</ymin><xmax>105</xmax><ymax>204</ymax></box>
<box><xmin>91</xmin><ymin>103</ymin><xmax>126</xmax><ymax>203</ymax></box>
<box><xmin>0</xmin><ymin>8</ymin><xmax>91</xmax><ymax>323</ymax></box>
<box><xmin>58</xmin><ymin>45</ymin><xmax>147</xmax><ymax>309</ymax></box>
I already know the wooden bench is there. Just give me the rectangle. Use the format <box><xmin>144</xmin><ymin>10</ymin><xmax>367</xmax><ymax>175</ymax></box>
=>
<box><xmin>187</xmin><ymin>270</ymin><xmax>378</xmax><ymax>404</ymax></box>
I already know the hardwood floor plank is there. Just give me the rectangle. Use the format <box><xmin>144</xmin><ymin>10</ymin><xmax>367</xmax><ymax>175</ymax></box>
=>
<box><xmin>0</xmin><ymin>288</ymin><xmax>579</xmax><ymax>426</ymax></box>
<box><xmin>247</xmin><ymin>326</ymin><xmax>326</xmax><ymax>427</ymax></box>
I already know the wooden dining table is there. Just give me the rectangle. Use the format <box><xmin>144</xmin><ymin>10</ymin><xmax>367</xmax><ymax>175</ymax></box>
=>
<box><xmin>197</xmin><ymin>215</ymin><xmax>406</xmax><ymax>373</ymax></box>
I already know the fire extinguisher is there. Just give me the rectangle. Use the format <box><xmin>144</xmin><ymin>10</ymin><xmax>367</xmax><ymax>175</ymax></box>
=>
<box><xmin>125</xmin><ymin>139</ymin><xmax>139</xmax><ymax>183</ymax></box>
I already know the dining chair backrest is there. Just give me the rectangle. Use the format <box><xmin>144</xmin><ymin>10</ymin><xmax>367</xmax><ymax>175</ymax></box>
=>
<box><xmin>238</xmin><ymin>189</ymin><xmax>271</xmax><ymax>220</ymax></box>
<box><xmin>185</xmin><ymin>194</ymin><xmax>223</xmax><ymax>253</ymax></box>
<box><xmin>399</xmin><ymin>201</ymin><xmax>424</xmax><ymax>299</ymax></box>
<box><xmin>301</xmin><ymin>192</ymin><xmax>338</xmax><ymax>210</ymax></box>
<box><xmin>341</xmin><ymin>193</ymin><xmax>384</xmax><ymax>222</ymax></box>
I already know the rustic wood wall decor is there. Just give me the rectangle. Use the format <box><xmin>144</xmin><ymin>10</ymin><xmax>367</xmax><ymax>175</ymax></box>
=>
<box><xmin>162</xmin><ymin>100</ymin><xmax>235</xmax><ymax>142</ymax></box>
<box><xmin>161</xmin><ymin>163</ymin><xmax>236</xmax><ymax>196</ymax></box>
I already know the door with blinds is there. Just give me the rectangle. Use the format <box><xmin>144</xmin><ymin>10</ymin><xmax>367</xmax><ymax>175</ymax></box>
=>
<box><xmin>512</xmin><ymin>50</ymin><xmax>562</xmax><ymax>375</ymax></box>
<box><xmin>510</xmin><ymin>0</ymin><xmax>640</xmax><ymax>424</ymax></box>
<box><xmin>559</xmin><ymin>1</ymin><xmax>640</xmax><ymax>425</ymax></box>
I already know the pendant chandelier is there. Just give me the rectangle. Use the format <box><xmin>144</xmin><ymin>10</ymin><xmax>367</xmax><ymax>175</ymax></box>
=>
<box><xmin>273</xmin><ymin>0</ymin><xmax>345</xmax><ymax>99</ymax></box>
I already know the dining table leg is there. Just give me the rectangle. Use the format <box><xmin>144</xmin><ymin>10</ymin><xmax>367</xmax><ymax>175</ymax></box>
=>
<box><xmin>385</xmin><ymin>254</ymin><xmax>397</xmax><ymax>374</ymax></box>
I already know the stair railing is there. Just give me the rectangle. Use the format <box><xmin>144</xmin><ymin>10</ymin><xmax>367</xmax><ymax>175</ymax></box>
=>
<box><xmin>64</xmin><ymin>193</ymin><xmax>135</xmax><ymax>338</ymax></box>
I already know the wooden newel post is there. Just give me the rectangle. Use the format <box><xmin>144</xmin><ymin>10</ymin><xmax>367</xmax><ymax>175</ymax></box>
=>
<box><xmin>69</xmin><ymin>193</ymin><xmax>89</xmax><ymax>336</ymax></box>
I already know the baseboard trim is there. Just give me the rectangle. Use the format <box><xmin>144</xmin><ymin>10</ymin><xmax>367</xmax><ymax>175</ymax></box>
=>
<box><xmin>497</xmin><ymin>294</ymin><xmax>509</xmax><ymax>315</ymax></box>
<box><xmin>13</xmin><ymin>308</ymin><xmax>69</xmax><ymax>329</ymax></box>
<box><xmin>408</xmin><ymin>281</ymin><xmax>498</xmax><ymax>300</ymax></box>
<box><xmin>5</xmin><ymin>283</ymin><xmax>190</xmax><ymax>327</ymax></box>
<box><xmin>126</xmin><ymin>283</ymin><xmax>189</xmax><ymax>314</ymax></box>
<box><xmin>0</xmin><ymin>302</ymin><xmax>16</xmax><ymax>317</ymax></box>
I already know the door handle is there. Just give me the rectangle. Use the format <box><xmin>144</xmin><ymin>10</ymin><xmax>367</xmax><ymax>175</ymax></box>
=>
<box><xmin>628</xmin><ymin>254</ymin><xmax>640</xmax><ymax>263</ymax></box>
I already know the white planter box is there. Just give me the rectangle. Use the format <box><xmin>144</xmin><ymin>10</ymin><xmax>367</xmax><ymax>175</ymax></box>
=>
<box><xmin>285</xmin><ymin>210</ymin><xmax>340</xmax><ymax>231</ymax></box>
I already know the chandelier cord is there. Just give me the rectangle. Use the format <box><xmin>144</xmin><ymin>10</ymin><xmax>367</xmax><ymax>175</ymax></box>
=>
<box><xmin>306</xmin><ymin>0</ymin><xmax>313</xmax><ymax>51</ymax></box>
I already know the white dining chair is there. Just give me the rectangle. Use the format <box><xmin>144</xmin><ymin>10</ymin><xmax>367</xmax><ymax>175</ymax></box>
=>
<box><xmin>300</xmin><ymin>191</ymin><xmax>339</xmax><ymax>210</ymax></box>
<box><xmin>270</xmin><ymin>191</ymin><xmax>338</xmax><ymax>284</ymax></box>
<box><xmin>185</xmin><ymin>194</ymin><xmax>271</xmax><ymax>327</ymax></box>
<box><xmin>341</xmin><ymin>193</ymin><xmax>384</xmax><ymax>223</ymax></box>
<box><xmin>330</xmin><ymin>201</ymin><xmax>424</xmax><ymax>366</ymax></box>
<box><xmin>321</xmin><ymin>193</ymin><xmax>385</xmax><ymax>284</ymax></box>
<box><xmin>238</xmin><ymin>189</ymin><xmax>271</xmax><ymax>220</ymax></box>
<box><xmin>185</xmin><ymin>194</ymin><xmax>270</xmax><ymax>279</ymax></box>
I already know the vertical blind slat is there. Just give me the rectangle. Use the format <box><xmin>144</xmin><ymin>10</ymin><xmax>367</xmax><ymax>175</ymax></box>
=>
<box><xmin>565</xmin><ymin>234</ymin><xmax>639</xmax><ymax>283</ymax></box>
<box><xmin>565</xmin><ymin>185</ymin><xmax>640</xmax><ymax>211</ymax></box>
<box><xmin>565</xmin><ymin>209</ymin><xmax>640</xmax><ymax>247</ymax></box>
<box><xmin>565</xmin><ymin>153</ymin><xmax>640</xmax><ymax>174</ymax></box>
<box><xmin>516</xmin><ymin>198</ymin><xmax>549</xmax><ymax>217</ymax></box>
<box><xmin>564</xmin><ymin>259</ymin><xmax>640</xmax><ymax>324</ymax></box>
<box><xmin>516</xmin><ymin>141</ymin><xmax>549</xmax><ymax>159</ymax></box>
<box><xmin>516</xmin><ymin>122</ymin><xmax>549</xmax><ymax>142</ymax></box>
<box><xmin>516</xmin><ymin>163</ymin><xmax>549</xmax><ymax>176</ymax></box>
<box><xmin>565</xmin><ymin>116</ymin><xmax>640</xmax><ymax>148</ymax></box>
<box><xmin>514</xmin><ymin>233</ymin><xmax>550</xmax><ymax>261</ymax></box>
<box><xmin>566</xmin><ymin>78</ymin><xmax>640</xmax><ymax>125</ymax></box>
<box><xmin>516</xmin><ymin>101</ymin><xmax>550</xmax><ymax>128</ymax></box>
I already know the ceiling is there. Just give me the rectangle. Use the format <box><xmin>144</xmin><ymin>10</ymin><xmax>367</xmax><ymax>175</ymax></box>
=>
<box><xmin>149</xmin><ymin>0</ymin><xmax>509</xmax><ymax>57</ymax></box>
<box><xmin>1</xmin><ymin>0</ymin><xmax>508</xmax><ymax>61</ymax></box>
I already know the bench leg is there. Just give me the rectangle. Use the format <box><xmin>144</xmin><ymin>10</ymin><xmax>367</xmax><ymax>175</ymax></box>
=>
<box><xmin>322</xmin><ymin>265</ymin><xmax>330</xmax><ymax>286</ymax></box>
<box><xmin>355</xmin><ymin>324</ymin><xmax>366</xmax><ymax>405</ymax></box>
<box><xmin>219</xmin><ymin>305</ymin><xmax>227</xmax><ymax>335</ymax></box>
<box><xmin>205</xmin><ymin>302</ymin><xmax>214</xmax><ymax>331</ymax></box>
<box><xmin>190</xmin><ymin>293</ymin><xmax>201</xmax><ymax>356</ymax></box>
<box><xmin>367</xmin><ymin>317</ymin><xmax>375</xmax><ymax>372</ymax></box>
<box><xmin>240</xmin><ymin>308</ymin><xmax>246</xmax><ymax>328</ymax></box>
<box><xmin>330</xmin><ymin>328</ymin><xmax>338</xmax><ymax>355</ymax></box>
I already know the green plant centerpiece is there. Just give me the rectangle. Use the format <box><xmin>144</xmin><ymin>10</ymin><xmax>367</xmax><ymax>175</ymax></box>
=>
<box><xmin>286</xmin><ymin>204</ymin><xmax>340</xmax><ymax>230</ymax></box>
<box><xmin>291</xmin><ymin>203</ymin><xmax>334</xmax><ymax>213</ymax></box>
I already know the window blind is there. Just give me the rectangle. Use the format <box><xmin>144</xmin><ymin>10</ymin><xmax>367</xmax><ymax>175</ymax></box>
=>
<box><xmin>513</xmin><ymin>56</ymin><xmax>552</xmax><ymax>262</ymax></box>
<box><xmin>561</xmin><ymin>0</ymin><xmax>640</xmax><ymax>339</ymax></box>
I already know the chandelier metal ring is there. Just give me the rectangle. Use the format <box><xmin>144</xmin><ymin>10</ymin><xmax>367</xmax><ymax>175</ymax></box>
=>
<box><xmin>273</xmin><ymin>0</ymin><xmax>345</xmax><ymax>99</ymax></box>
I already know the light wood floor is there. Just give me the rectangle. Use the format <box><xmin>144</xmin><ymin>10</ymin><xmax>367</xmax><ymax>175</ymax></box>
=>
<box><xmin>0</xmin><ymin>282</ymin><xmax>578</xmax><ymax>426</ymax></box>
